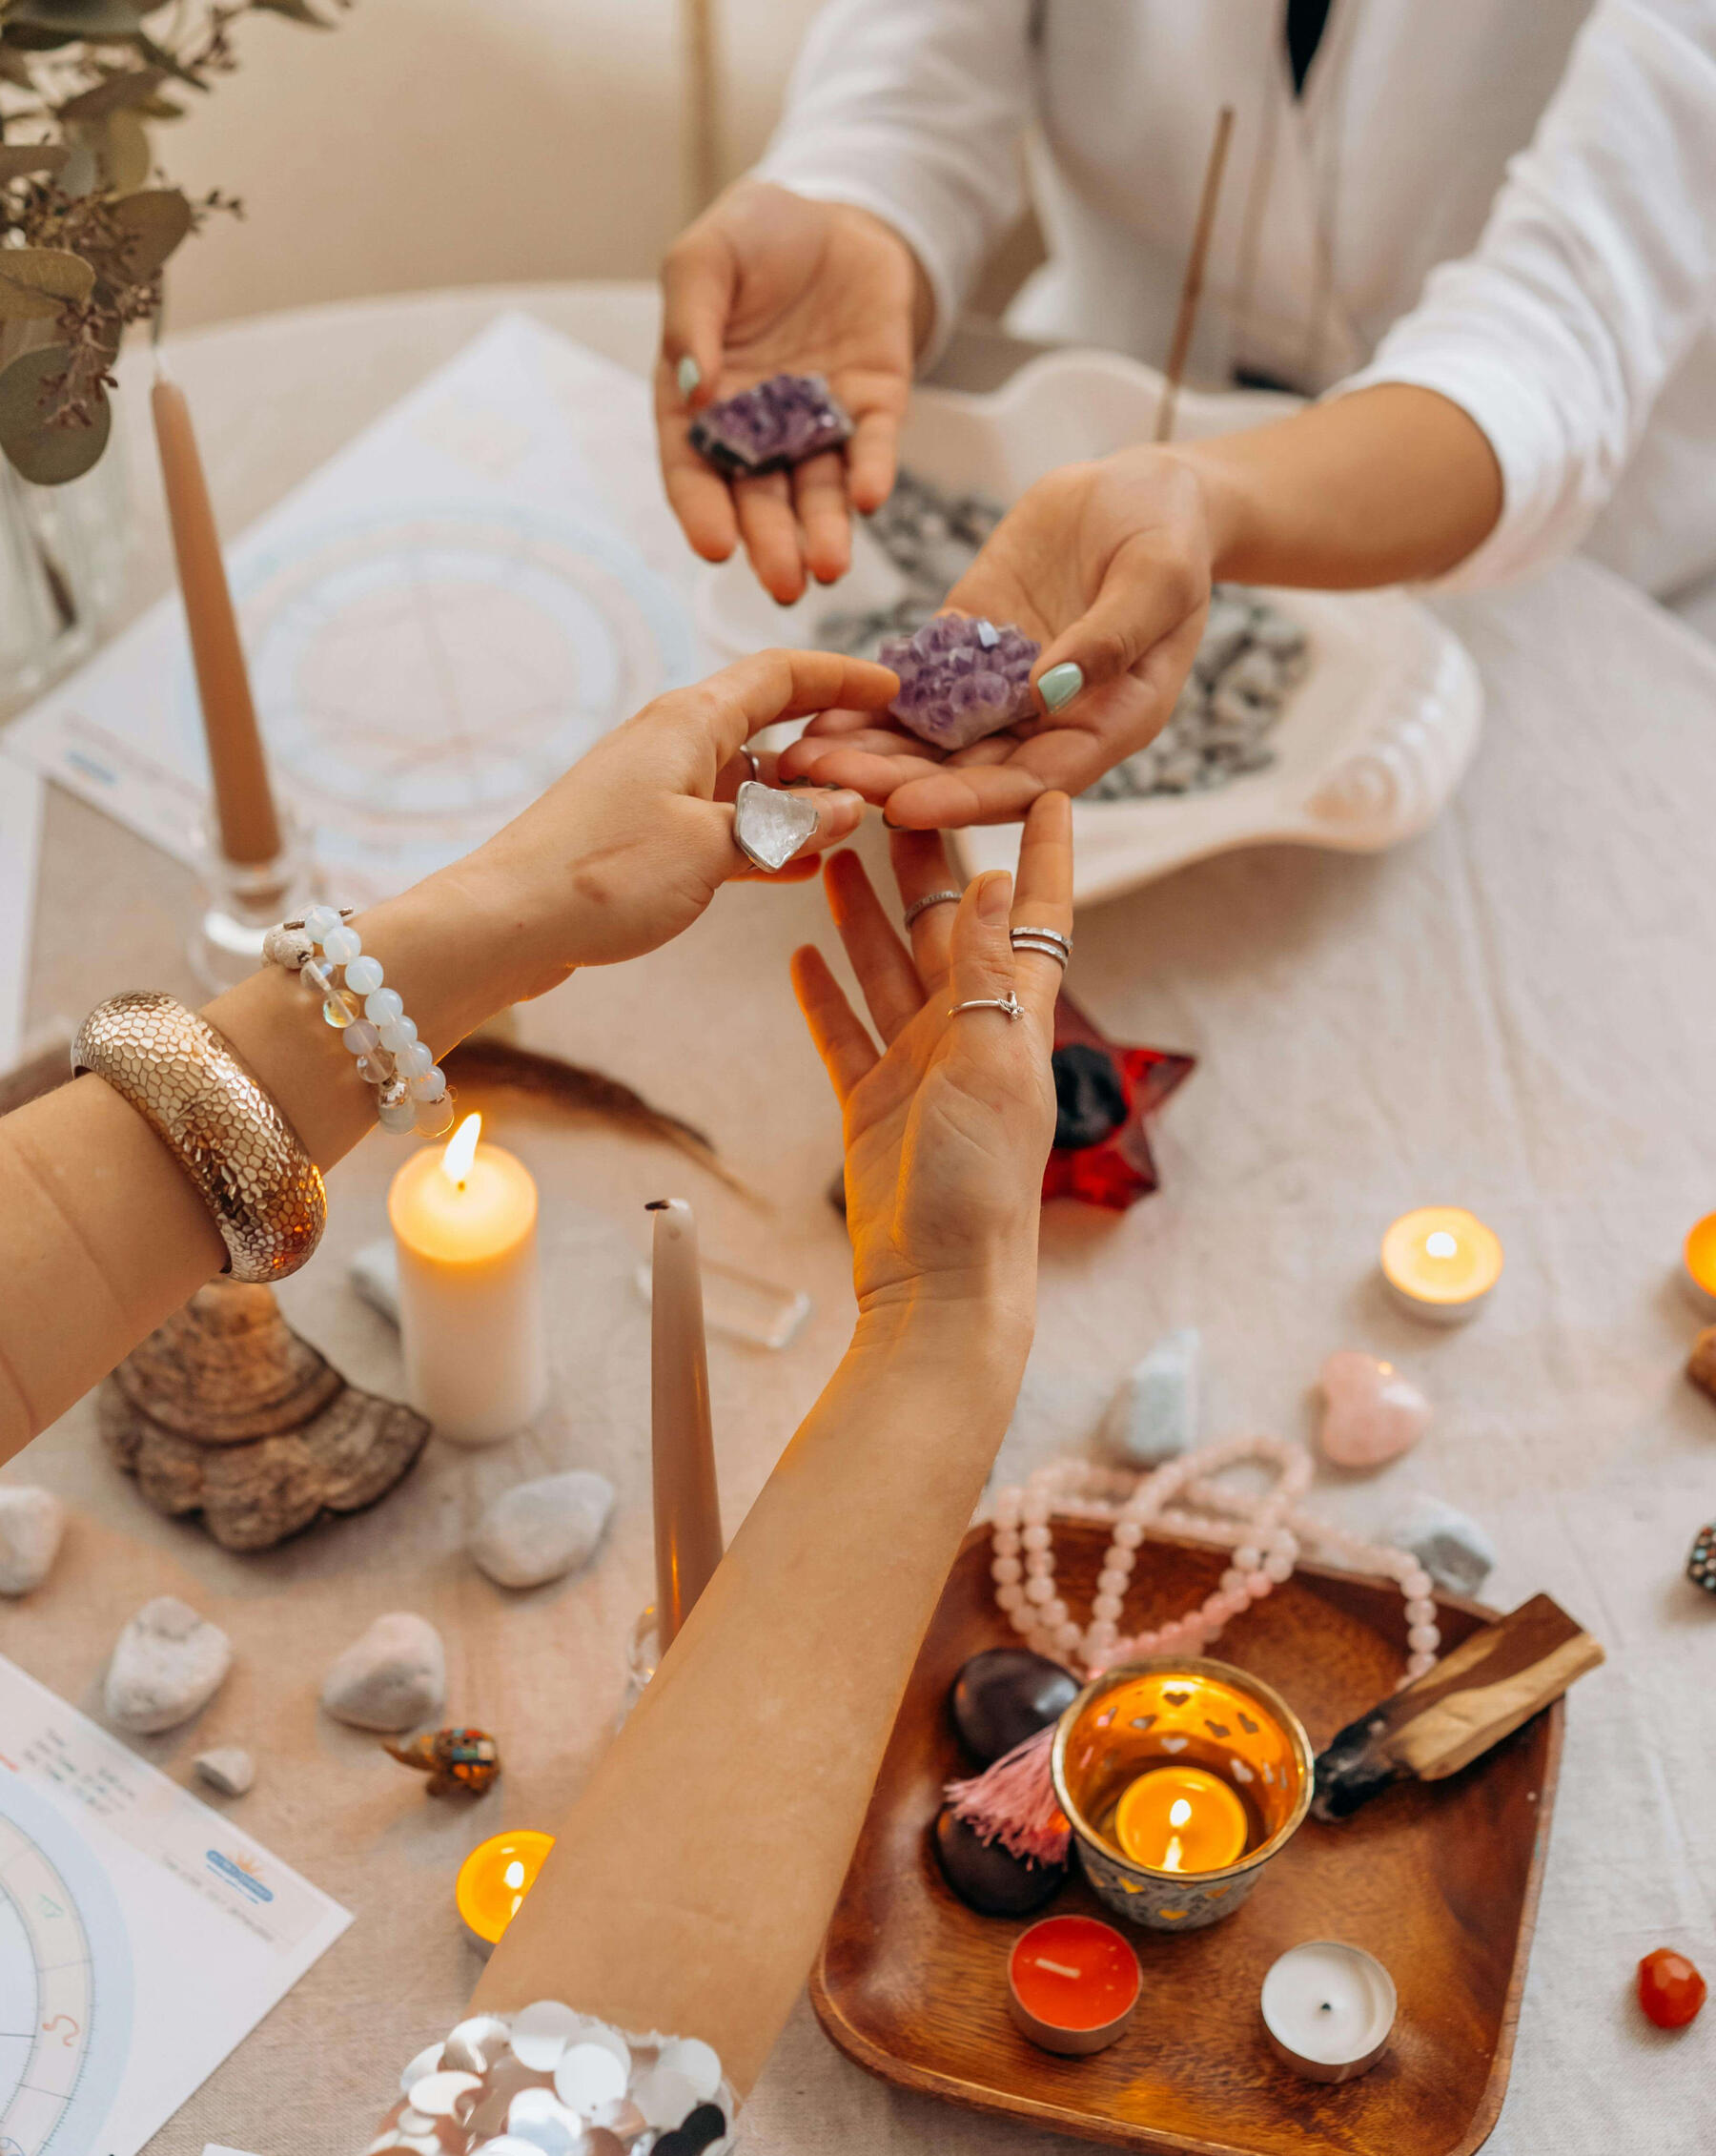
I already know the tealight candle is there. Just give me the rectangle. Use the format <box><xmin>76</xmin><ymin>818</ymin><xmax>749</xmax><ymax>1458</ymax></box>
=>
<box><xmin>456</xmin><ymin>1828</ymin><xmax>555</xmax><ymax>1955</ymax></box>
<box><xmin>1008</xmin><ymin>1914</ymin><xmax>1142</xmax><ymax>2056</ymax></box>
<box><xmin>388</xmin><ymin>1113</ymin><xmax>548</xmax><ymax>1445</ymax></box>
<box><xmin>1260</xmin><ymin>1940</ymin><xmax>1397</xmax><ymax>2083</ymax></box>
<box><xmin>1683</xmin><ymin>1212</ymin><xmax>1716</xmax><ymax>1319</ymax></box>
<box><xmin>1113</xmin><ymin>1763</ymin><xmax>1249</xmax><ymax>1874</ymax></box>
<box><xmin>1380</xmin><ymin>1206</ymin><xmax>1503</xmax><ymax>1324</ymax></box>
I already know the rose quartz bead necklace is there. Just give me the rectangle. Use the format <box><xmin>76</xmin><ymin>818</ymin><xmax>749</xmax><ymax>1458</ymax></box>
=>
<box><xmin>990</xmin><ymin>1434</ymin><xmax>1440</xmax><ymax>1687</ymax></box>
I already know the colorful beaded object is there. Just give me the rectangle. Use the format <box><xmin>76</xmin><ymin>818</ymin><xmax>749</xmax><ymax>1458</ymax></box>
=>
<box><xmin>263</xmin><ymin>906</ymin><xmax>454</xmax><ymax>1140</ymax></box>
<box><xmin>383</xmin><ymin>1726</ymin><xmax>501</xmax><ymax>1797</ymax></box>
<box><xmin>1687</xmin><ymin>1522</ymin><xmax>1716</xmax><ymax>1594</ymax></box>
<box><xmin>372</xmin><ymin>2002</ymin><xmax>737</xmax><ymax>2153</ymax></box>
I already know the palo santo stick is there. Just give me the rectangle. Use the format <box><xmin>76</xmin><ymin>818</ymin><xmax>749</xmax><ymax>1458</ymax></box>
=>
<box><xmin>1154</xmin><ymin>103</ymin><xmax>1235</xmax><ymax>445</ymax></box>
<box><xmin>1312</xmin><ymin>1592</ymin><xmax>1604</xmax><ymax>1820</ymax></box>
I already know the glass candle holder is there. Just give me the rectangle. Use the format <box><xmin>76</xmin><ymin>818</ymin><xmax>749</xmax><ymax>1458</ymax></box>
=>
<box><xmin>1051</xmin><ymin>1658</ymin><xmax>1313</xmax><ymax>1931</ymax></box>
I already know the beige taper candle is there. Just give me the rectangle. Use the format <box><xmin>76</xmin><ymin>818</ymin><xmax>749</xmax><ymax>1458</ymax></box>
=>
<box><xmin>151</xmin><ymin>371</ymin><xmax>282</xmax><ymax>866</ymax></box>
<box><xmin>648</xmin><ymin>1198</ymin><xmax>724</xmax><ymax>1651</ymax></box>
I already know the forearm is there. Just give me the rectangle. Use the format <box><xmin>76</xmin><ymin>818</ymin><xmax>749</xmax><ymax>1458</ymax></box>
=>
<box><xmin>1182</xmin><ymin>382</ymin><xmax>1504</xmax><ymax>589</ymax></box>
<box><xmin>0</xmin><ymin>856</ymin><xmax>537</xmax><ymax>1460</ymax></box>
<box><xmin>473</xmin><ymin>1292</ymin><xmax>1032</xmax><ymax>2090</ymax></box>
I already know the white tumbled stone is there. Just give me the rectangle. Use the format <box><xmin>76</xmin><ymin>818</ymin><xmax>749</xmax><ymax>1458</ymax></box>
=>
<box><xmin>105</xmin><ymin>1596</ymin><xmax>233</xmax><ymax>1734</ymax></box>
<box><xmin>194</xmin><ymin>1745</ymin><xmax>255</xmax><ymax>1797</ymax></box>
<box><xmin>320</xmin><ymin>1612</ymin><xmax>445</xmax><ymax>1732</ymax></box>
<box><xmin>469</xmin><ymin>1471</ymin><xmax>615</xmax><ymax>1591</ymax></box>
<box><xmin>0</xmin><ymin>1485</ymin><xmax>66</xmax><ymax>1595</ymax></box>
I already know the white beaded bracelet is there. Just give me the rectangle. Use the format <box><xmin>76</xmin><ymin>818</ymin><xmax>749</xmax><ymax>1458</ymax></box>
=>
<box><xmin>263</xmin><ymin>904</ymin><xmax>454</xmax><ymax>1140</ymax></box>
<box><xmin>372</xmin><ymin>2001</ymin><xmax>739</xmax><ymax>2154</ymax></box>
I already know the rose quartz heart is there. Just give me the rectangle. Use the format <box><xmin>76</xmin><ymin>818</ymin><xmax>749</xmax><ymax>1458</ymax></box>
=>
<box><xmin>1318</xmin><ymin>1350</ymin><xmax>1431</xmax><ymax>1468</ymax></box>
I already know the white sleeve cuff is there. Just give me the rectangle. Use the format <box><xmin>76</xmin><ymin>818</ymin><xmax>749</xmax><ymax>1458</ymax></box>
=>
<box><xmin>1328</xmin><ymin>347</ymin><xmax>1584</xmax><ymax>592</ymax></box>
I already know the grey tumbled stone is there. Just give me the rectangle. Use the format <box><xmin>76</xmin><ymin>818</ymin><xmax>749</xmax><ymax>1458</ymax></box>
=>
<box><xmin>1386</xmin><ymin>1494</ymin><xmax>1498</xmax><ymax>1598</ymax></box>
<box><xmin>105</xmin><ymin>1596</ymin><xmax>233</xmax><ymax>1735</ymax></box>
<box><xmin>320</xmin><ymin>1612</ymin><xmax>445</xmax><ymax>1732</ymax></box>
<box><xmin>1100</xmin><ymin>1327</ymin><xmax>1199</xmax><ymax>1466</ymax></box>
<box><xmin>0</xmin><ymin>1486</ymin><xmax>65</xmax><ymax>1595</ymax></box>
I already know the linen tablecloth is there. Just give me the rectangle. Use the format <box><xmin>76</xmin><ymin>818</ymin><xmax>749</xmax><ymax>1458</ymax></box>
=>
<box><xmin>3</xmin><ymin>288</ymin><xmax>1714</xmax><ymax>2156</ymax></box>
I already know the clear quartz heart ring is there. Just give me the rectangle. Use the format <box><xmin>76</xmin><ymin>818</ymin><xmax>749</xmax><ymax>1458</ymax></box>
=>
<box><xmin>903</xmin><ymin>889</ymin><xmax>964</xmax><ymax>929</ymax></box>
<box><xmin>733</xmin><ymin>777</ymin><xmax>820</xmax><ymax>873</ymax></box>
<box><xmin>950</xmin><ymin>990</ymin><xmax>1026</xmax><ymax>1022</ymax></box>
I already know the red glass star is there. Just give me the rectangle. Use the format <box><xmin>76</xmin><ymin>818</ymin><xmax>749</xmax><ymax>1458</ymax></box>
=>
<box><xmin>1042</xmin><ymin>993</ymin><xmax>1195</xmax><ymax>1210</ymax></box>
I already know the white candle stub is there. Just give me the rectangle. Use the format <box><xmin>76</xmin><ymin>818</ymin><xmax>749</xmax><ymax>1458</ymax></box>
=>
<box><xmin>1260</xmin><ymin>1940</ymin><xmax>1397</xmax><ymax>2083</ymax></box>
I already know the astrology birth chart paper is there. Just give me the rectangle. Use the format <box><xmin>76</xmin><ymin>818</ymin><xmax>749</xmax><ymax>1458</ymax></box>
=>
<box><xmin>7</xmin><ymin>311</ymin><xmax>703</xmax><ymax>899</ymax></box>
<box><xmin>0</xmin><ymin>1656</ymin><xmax>350</xmax><ymax>2156</ymax></box>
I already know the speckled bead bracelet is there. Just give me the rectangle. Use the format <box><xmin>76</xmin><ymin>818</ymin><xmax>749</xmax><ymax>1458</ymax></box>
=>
<box><xmin>263</xmin><ymin>906</ymin><xmax>454</xmax><ymax>1140</ymax></box>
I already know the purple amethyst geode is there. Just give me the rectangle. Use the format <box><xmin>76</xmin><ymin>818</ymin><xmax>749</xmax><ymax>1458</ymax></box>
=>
<box><xmin>879</xmin><ymin>614</ymin><xmax>1041</xmax><ymax>750</ymax></box>
<box><xmin>688</xmin><ymin>372</ymin><xmax>852</xmax><ymax>475</ymax></box>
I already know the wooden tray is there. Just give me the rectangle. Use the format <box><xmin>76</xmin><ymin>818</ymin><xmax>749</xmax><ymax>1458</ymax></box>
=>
<box><xmin>811</xmin><ymin>1524</ymin><xmax>1563</xmax><ymax>2156</ymax></box>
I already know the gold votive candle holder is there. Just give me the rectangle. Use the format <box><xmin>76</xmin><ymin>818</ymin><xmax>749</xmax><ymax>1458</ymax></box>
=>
<box><xmin>1051</xmin><ymin>1658</ymin><xmax>1314</xmax><ymax>1932</ymax></box>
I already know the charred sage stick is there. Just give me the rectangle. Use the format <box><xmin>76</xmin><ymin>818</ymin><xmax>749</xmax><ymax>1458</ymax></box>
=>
<box><xmin>1312</xmin><ymin>1592</ymin><xmax>1604</xmax><ymax>1820</ymax></box>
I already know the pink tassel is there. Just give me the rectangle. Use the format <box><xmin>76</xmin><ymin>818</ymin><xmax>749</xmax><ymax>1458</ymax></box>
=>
<box><xmin>944</xmin><ymin>1724</ymin><xmax>1071</xmax><ymax>1865</ymax></box>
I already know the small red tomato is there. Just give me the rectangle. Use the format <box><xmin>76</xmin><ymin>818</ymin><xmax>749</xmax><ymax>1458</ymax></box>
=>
<box><xmin>1638</xmin><ymin>1947</ymin><xmax>1706</xmax><ymax>2029</ymax></box>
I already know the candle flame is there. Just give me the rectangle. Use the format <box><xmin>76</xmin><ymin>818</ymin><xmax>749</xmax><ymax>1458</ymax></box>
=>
<box><xmin>441</xmin><ymin>1111</ymin><xmax>481</xmax><ymax>1190</ymax></box>
<box><xmin>1425</xmin><ymin>1229</ymin><xmax>1458</xmax><ymax>1259</ymax></box>
<box><xmin>1169</xmin><ymin>1798</ymin><xmax>1193</xmax><ymax>1827</ymax></box>
<box><xmin>503</xmin><ymin>1859</ymin><xmax>525</xmax><ymax>1891</ymax></box>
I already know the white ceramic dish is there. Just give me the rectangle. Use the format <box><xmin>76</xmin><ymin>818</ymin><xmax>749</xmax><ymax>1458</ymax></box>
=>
<box><xmin>696</xmin><ymin>346</ymin><xmax>1482</xmax><ymax>908</ymax></box>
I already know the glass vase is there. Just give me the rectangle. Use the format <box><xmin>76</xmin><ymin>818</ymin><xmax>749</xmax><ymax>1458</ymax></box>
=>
<box><xmin>0</xmin><ymin>441</ymin><xmax>130</xmax><ymax>708</ymax></box>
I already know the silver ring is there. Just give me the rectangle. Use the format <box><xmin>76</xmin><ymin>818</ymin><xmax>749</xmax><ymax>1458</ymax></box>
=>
<box><xmin>733</xmin><ymin>777</ymin><xmax>820</xmax><ymax>873</ymax></box>
<box><xmin>1010</xmin><ymin>930</ymin><xmax>1071</xmax><ymax>969</ymax></box>
<box><xmin>949</xmin><ymin>991</ymin><xmax>1025</xmax><ymax>1022</ymax></box>
<box><xmin>737</xmin><ymin>744</ymin><xmax>760</xmax><ymax>781</ymax></box>
<box><xmin>903</xmin><ymin>889</ymin><xmax>963</xmax><ymax>930</ymax></box>
<box><xmin>1011</xmin><ymin>925</ymin><xmax>1071</xmax><ymax>955</ymax></box>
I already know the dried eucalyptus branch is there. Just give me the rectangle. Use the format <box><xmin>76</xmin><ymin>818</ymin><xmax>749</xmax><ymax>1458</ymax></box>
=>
<box><xmin>0</xmin><ymin>0</ymin><xmax>349</xmax><ymax>483</ymax></box>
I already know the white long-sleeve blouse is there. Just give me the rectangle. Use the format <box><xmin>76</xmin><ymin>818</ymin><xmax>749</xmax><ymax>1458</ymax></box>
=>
<box><xmin>755</xmin><ymin>0</ymin><xmax>1716</xmax><ymax>598</ymax></box>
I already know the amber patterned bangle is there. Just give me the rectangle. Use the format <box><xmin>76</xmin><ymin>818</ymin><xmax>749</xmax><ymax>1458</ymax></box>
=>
<box><xmin>72</xmin><ymin>991</ymin><xmax>326</xmax><ymax>1284</ymax></box>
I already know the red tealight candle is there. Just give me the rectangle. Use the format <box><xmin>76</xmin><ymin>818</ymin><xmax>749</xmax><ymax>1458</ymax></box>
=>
<box><xmin>1008</xmin><ymin>1914</ymin><xmax>1142</xmax><ymax>2056</ymax></box>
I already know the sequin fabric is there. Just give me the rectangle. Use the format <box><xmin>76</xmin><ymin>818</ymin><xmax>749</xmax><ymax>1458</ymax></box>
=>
<box><xmin>372</xmin><ymin>2002</ymin><xmax>738</xmax><ymax>2154</ymax></box>
<box><xmin>72</xmin><ymin>992</ymin><xmax>326</xmax><ymax>1283</ymax></box>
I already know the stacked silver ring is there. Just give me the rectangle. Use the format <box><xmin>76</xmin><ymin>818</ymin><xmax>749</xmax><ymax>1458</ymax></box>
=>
<box><xmin>903</xmin><ymin>888</ymin><xmax>964</xmax><ymax>929</ymax></box>
<box><xmin>1010</xmin><ymin>926</ymin><xmax>1072</xmax><ymax>969</ymax></box>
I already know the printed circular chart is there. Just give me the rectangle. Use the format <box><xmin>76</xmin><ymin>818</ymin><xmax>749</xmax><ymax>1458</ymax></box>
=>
<box><xmin>0</xmin><ymin>1776</ymin><xmax>132</xmax><ymax>2155</ymax></box>
<box><xmin>200</xmin><ymin>507</ymin><xmax>701</xmax><ymax>889</ymax></box>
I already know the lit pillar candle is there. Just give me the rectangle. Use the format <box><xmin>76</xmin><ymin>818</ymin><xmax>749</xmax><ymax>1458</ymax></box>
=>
<box><xmin>648</xmin><ymin>1199</ymin><xmax>724</xmax><ymax>1652</ymax></box>
<box><xmin>1380</xmin><ymin>1206</ymin><xmax>1503</xmax><ymax>1324</ymax></box>
<box><xmin>388</xmin><ymin>1113</ymin><xmax>547</xmax><ymax>1446</ymax></box>
<box><xmin>151</xmin><ymin>369</ymin><xmax>282</xmax><ymax>867</ymax></box>
<box><xmin>1113</xmin><ymin>1763</ymin><xmax>1249</xmax><ymax>1873</ymax></box>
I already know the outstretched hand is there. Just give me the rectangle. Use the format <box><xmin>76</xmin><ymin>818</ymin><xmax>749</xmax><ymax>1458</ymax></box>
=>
<box><xmin>778</xmin><ymin>448</ymin><xmax>1218</xmax><ymax>827</ymax></box>
<box><xmin>656</xmin><ymin>181</ymin><xmax>923</xmax><ymax>605</ymax></box>
<box><xmin>468</xmin><ymin>648</ymin><xmax>895</xmax><ymax>990</ymax></box>
<box><xmin>792</xmin><ymin>793</ymin><xmax>1071</xmax><ymax>1313</ymax></box>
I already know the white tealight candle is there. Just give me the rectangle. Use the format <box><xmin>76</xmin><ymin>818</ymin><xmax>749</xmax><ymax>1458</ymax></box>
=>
<box><xmin>387</xmin><ymin>1113</ymin><xmax>548</xmax><ymax>1446</ymax></box>
<box><xmin>1260</xmin><ymin>1940</ymin><xmax>1398</xmax><ymax>2083</ymax></box>
<box><xmin>1380</xmin><ymin>1205</ymin><xmax>1503</xmax><ymax>1324</ymax></box>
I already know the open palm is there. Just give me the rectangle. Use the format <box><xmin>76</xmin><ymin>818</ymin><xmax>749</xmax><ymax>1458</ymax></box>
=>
<box><xmin>779</xmin><ymin>449</ymin><xmax>1217</xmax><ymax>827</ymax></box>
<box><xmin>792</xmin><ymin>798</ymin><xmax>1070</xmax><ymax>1315</ymax></box>
<box><xmin>657</xmin><ymin>182</ymin><xmax>918</xmax><ymax>604</ymax></box>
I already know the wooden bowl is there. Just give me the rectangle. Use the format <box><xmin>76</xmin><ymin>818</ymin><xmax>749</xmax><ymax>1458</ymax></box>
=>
<box><xmin>811</xmin><ymin>1523</ymin><xmax>1563</xmax><ymax>2156</ymax></box>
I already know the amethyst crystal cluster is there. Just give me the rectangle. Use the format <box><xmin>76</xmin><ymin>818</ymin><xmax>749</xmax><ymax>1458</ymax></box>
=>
<box><xmin>688</xmin><ymin>372</ymin><xmax>852</xmax><ymax>475</ymax></box>
<box><xmin>880</xmin><ymin>614</ymin><xmax>1041</xmax><ymax>751</ymax></box>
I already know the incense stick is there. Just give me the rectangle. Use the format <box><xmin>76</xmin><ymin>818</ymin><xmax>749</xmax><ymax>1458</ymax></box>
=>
<box><xmin>1154</xmin><ymin>105</ymin><xmax>1236</xmax><ymax>445</ymax></box>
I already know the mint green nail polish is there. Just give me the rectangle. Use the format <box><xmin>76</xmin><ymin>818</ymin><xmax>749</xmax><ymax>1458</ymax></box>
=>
<box><xmin>1039</xmin><ymin>662</ymin><xmax>1084</xmax><ymax>713</ymax></box>
<box><xmin>677</xmin><ymin>355</ymin><xmax>702</xmax><ymax>398</ymax></box>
